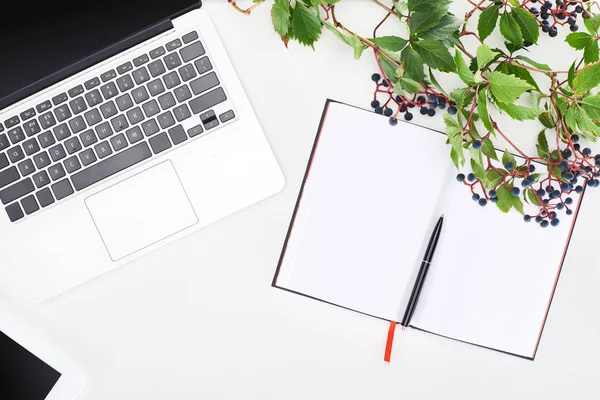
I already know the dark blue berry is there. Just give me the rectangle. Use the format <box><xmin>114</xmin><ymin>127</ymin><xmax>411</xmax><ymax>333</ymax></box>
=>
<box><xmin>536</xmin><ymin>215</ymin><xmax>543</xmax><ymax>223</ymax></box>
<box><xmin>550</xmin><ymin>211</ymin><xmax>557</xmax><ymax>219</ymax></box>
<box><xmin>594</xmin><ymin>179</ymin><xmax>600</xmax><ymax>187</ymax></box>
<box><xmin>491</xmin><ymin>197</ymin><xmax>498</xmax><ymax>203</ymax></box>
<box><xmin>553</xmin><ymin>190</ymin><xmax>561</xmax><ymax>198</ymax></box>
<box><xmin>467</xmin><ymin>173</ymin><xmax>476</xmax><ymax>182</ymax></box>
<box><xmin>438</xmin><ymin>102</ymin><xmax>446</xmax><ymax>110</ymax></box>
<box><xmin>544</xmin><ymin>1</ymin><xmax>551</xmax><ymax>8</ymax></box>
<box><xmin>420</xmin><ymin>106</ymin><xmax>428</xmax><ymax>115</ymax></box>
<box><xmin>583</xmin><ymin>147</ymin><xmax>592</xmax><ymax>156</ymax></box>
<box><xmin>567</xmin><ymin>209</ymin><xmax>574</xmax><ymax>215</ymax></box>
<box><xmin>537</xmin><ymin>188</ymin><xmax>546</xmax><ymax>197</ymax></box>
<box><xmin>505</xmin><ymin>161</ymin><xmax>514</xmax><ymax>170</ymax></box>
<box><xmin>542</xmin><ymin>25</ymin><xmax>550</xmax><ymax>32</ymax></box>
<box><xmin>563</xmin><ymin>171</ymin><xmax>574</xmax><ymax>180</ymax></box>
<box><xmin>524</xmin><ymin>214</ymin><xmax>532</xmax><ymax>222</ymax></box>
<box><xmin>371</xmin><ymin>73</ymin><xmax>381</xmax><ymax>82</ymax></box>
<box><xmin>551</xmin><ymin>218</ymin><xmax>560</xmax><ymax>227</ymax></box>
<box><xmin>543</xmin><ymin>199</ymin><xmax>550</xmax><ymax>205</ymax></box>
<box><xmin>556</xmin><ymin>202</ymin><xmax>565</xmax><ymax>210</ymax></box>
<box><xmin>521</xmin><ymin>179</ymin><xmax>530</xmax><ymax>188</ymax></box>
<box><xmin>565</xmin><ymin>197</ymin><xmax>573</xmax><ymax>205</ymax></box>
<box><xmin>561</xmin><ymin>182</ymin><xmax>570</xmax><ymax>192</ymax></box>
<box><xmin>375</xmin><ymin>106</ymin><xmax>383</xmax><ymax>114</ymax></box>
<box><xmin>575</xmin><ymin>185</ymin><xmax>583</xmax><ymax>193</ymax></box>
<box><xmin>389</xmin><ymin>117</ymin><xmax>398</xmax><ymax>126</ymax></box>
<box><xmin>429</xmin><ymin>101</ymin><xmax>438</xmax><ymax>109</ymax></box>
<box><xmin>428</xmin><ymin>94</ymin><xmax>437</xmax><ymax>102</ymax></box>
<box><xmin>541</xmin><ymin>220</ymin><xmax>549</xmax><ymax>228</ymax></box>
<box><xmin>457</xmin><ymin>173</ymin><xmax>465</xmax><ymax>182</ymax></box>
<box><xmin>447</xmin><ymin>106</ymin><xmax>458</xmax><ymax>115</ymax></box>
<box><xmin>530</xmin><ymin>7</ymin><xmax>539</xmax><ymax>14</ymax></box>
<box><xmin>511</xmin><ymin>187</ymin><xmax>520</xmax><ymax>196</ymax></box>
<box><xmin>472</xmin><ymin>140</ymin><xmax>482</xmax><ymax>149</ymax></box>
<box><xmin>489</xmin><ymin>189</ymin><xmax>497</xmax><ymax>198</ymax></box>
<box><xmin>404</xmin><ymin>112</ymin><xmax>413</xmax><ymax>121</ymax></box>
<box><xmin>428</xmin><ymin>108</ymin><xmax>436</xmax><ymax>117</ymax></box>
<box><xmin>529</xmin><ymin>164</ymin><xmax>536</xmax><ymax>173</ymax></box>
<box><xmin>568</xmin><ymin>16</ymin><xmax>576</xmax><ymax>25</ymax></box>
<box><xmin>381</xmin><ymin>80</ymin><xmax>389</xmax><ymax>88</ymax></box>
<box><xmin>549</xmin><ymin>27</ymin><xmax>558</xmax><ymax>37</ymax></box>
<box><xmin>574</xmin><ymin>143</ymin><xmax>581</xmax><ymax>151</ymax></box>
<box><xmin>563</xmin><ymin>149</ymin><xmax>572</xmax><ymax>158</ymax></box>
<box><xmin>384</xmin><ymin>108</ymin><xmax>393</xmax><ymax>117</ymax></box>
<box><xmin>472</xmin><ymin>193</ymin><xmax>480</xmax><ymax>201</ymax></box>
<box><xmin>559</xmin><ymin>160</ymin><xmax>569</xmax><ymax>170</ymax></box>
<box><xmin>408</xmin><ymin>103</ymin><xmax>415</xmax><ymax>108</ymax></box>
<box><xmin>416</xmin><ymin>95</ymin><xmax>426</xmax><ymax>104</ymax></box>
<box><xmin>399</xmin><ymin>104</ymin><xmax>407</xmax><ymax>112</ymax></box>
<box><xmin>478</xmin><ymin>198</ymin><xmax>488</xmax><ymax>206</ymax></box>
<box><xmin>371</xmin><ymin>100</ymin><xmax>380</xmax><ymax>108</ymax></box>
<box><xmin>572</xmin><ymin>134</ymin><xmax>580</xmax><ymax>143</ymax></box>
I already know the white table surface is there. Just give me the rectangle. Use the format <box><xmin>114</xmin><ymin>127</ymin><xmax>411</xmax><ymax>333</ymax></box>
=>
<box><xmin>3</xmin><ymin>1</ymin><xmax>600</xmax><ymax>399</ymax></box>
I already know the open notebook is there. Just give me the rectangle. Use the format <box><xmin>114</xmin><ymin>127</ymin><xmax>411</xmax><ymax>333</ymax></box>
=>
<box><xmin>273</xmin><ymin>100</ymin><xmax>585</xmax><ymax>360</ymax></box>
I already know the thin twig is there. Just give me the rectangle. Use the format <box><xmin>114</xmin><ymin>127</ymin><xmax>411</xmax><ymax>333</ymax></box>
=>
<box><xmin>228</xmin><ymin>0</ymin><xmax>264</xmax><ymax>15</ymax></box>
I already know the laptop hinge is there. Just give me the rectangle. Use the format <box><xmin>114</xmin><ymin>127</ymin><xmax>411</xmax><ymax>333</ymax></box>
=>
<box><xmin>0</xmin><ymin>19</ymin><xmax>174</xmax><ymax>111</ymax></box>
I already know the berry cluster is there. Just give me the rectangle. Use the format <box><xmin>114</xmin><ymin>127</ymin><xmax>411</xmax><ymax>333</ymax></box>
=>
<box><xmin>369</xmin><ymin>73</ymin><xmax>458</xmax><ymax>126</ymax></box>
<box><xmin>526</xmin><ymin>0</ymin><xmax>592</xmax><ymax>37</ymax></box>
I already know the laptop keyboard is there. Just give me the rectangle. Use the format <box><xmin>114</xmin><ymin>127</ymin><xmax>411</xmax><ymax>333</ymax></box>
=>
<box><xmin>0</xmin><ymin>31</ymin><xmax>236</xmax><ymax>223</ymax></box>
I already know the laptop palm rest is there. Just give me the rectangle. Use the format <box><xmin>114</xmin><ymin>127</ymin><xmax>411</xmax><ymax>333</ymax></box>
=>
<box><xmin>85</xmin><ymin>161</ymin><xmax>199</xmax><ymax>261</ymax></box>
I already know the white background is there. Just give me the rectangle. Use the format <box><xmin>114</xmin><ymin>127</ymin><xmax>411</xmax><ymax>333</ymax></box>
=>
<box><xmin>3</xmin><ymin>1</ymin><xmax>600</xmax><ymax>399</ymax></box>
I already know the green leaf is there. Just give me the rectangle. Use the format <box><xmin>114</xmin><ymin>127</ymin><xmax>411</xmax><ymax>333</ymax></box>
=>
<box><xmin>506</xmin><ymin>64</ymin><xmax>540</xmax><ymax>92</ymax></box>
<box><xmin>351</xmin><ymin>36</ymin><xmax>368</xmax><ymax>59</ymax></box>
<box><xmin>526</xmin><ymin>188</ymin><xmax>542</xmax><ymax>206</ymax></box>
<box><xmin>487</xmin><ymin>169</ymin><xmax>504</xmax><ymax>187</ymax></box>
<box><xmin>476</xmin><ymin>44</ymin><xmax>499</xmax><ymax>70</ymax></box>
<box><xmin>573</xmin><ymin>62</ymin><xmax>600</xmax><ymax>94</ymax></box>
<box><xmin>511</xmin><ymin>195</ymin><xmax>524</xmax><ymax>214</ymax></box>
<box><xmin>566</xmin><ymin>32</ymin><xmax>592</xmax><ymax>50</ymax></box>
<box><xmin>564</xmin><ymin>106</ymin><xmax>577</xmax><ymax>132</ymax></box>
<box><xmin>514</xmin><ymin>55</ymin><xmax>551</xmax><ymax>71</ymax></box>
<box><xmin>271</xmin><ymin>0</ymin><xmax>291</xmax><ymax>36</ymax></box>
<box><xmin>575</xmin><ymin>106</ymin><xmax>600</xmax><ymax>136</ymax></box>
<box><xmin>584</xmin><ymin>40</ymin><xmax>600</xmax><ymax>64</ymax></box>
<box><xmin>512</xmin><ymin>8</ymin><xmax>539</xmax><ymax>44</ymax></box>
<box><xmin>487</xmin><ymin>71</ymin><xmax>534</xmax><ymax>104</ymax></box>
<box><xmin>444</xmin><ymin>113</ymin><xmax>465</xmax><ymax>168</ymax></box>
<box><xmin>409</xmin><ymin>4</ymin><xmax>449</xmax><ymax>36</ymax></box>
<box><xmin>502</xmin><ymin>151</ymin><xmax>517</xmax><ymax>169</ymax></box>
<box><xmin>478</xmin><ymin>87</ymin><xmax>494</xmax><ymax>132</ymax></box>
<box><xmin>471</xmin><ymin>158</ymin><xmax>487</xmax><ymax>183</ymax></box>
<box><xmin>455</xmin><ymin>50</ymin><xmax>476</xmax><ymax>85</ymax></box>
<box><xmin>499</xmin><ymin>12</ymin><xmax>523</xmax><ymax>45</ymax></box>
<box><xmin>291</xmin><ymin>3</ymin><xmax>321</xmax><ymax>46</ymax></box>
<box><xmin>496</xmin><ymin>102</ymin><xmax>543</xmax><ymax>121</ymax></box>
<box><xmin>585</xmin><ymin>14</ymin><xmax>600</xmax><ymax>35</ymax></box>
<box><xmin>419</xmin><ymin>14</ymin><xmax>462</xmax><ymax>47</ymax></box>
<box><xmin>450</xmin><ymin>87</ymin><xmax>467</xmax><ymax>110</ymax></box>
<box><xmin>495</xmin><ymin>184</ymin><xmax>513</xmax><ymax>213</ymax></box>
<box><xmin>481</xmin><ymin>138</ymin><xmax>499</xmax><ymax>160</ymax></box>
<box><xmin>378</xmin><ymin>54</ymin><xmax>400</xmax><ymax>83</ymax></box>
<box><xmin>507</xmin><ymin>0</ymin><xmax>520</xmax><ymax>6</ymax></box>
<box><xmin>429</xmin><ymin>68</ymin><xmax>449</xmax><ymax>96</ymax></box>
<box><xmin>399</xmin><ymin>77</ymin><xmax>423</xmax><ymax>93</ymax></box>
<box><xmin>581</xmin><ymin>95</ymin><xmax>600</xmax><ymax>120</ymax></box>
<box><xmin>401</xmin><ymin>47</ymin><xmax>425</xmax><ymax>81</ymax></box>
<box><xmin>369</xmin><ymin>36</ymin><xmax>408</xmax><ymax>52</ymax></box>
<box><xmin>568</xmin><ymin>61</ymin><xmax>576</xmax><ymax>88</ymax></box>
<box><xmin>407</xmin><ymin>0</ymin><xmax>449</xmax><ymax>12</ymax></box>
<box><xmin>412</xmin><ymin>39</ymin><xmax>456</xmax><ymax>72</ymax></box>
<box><xmin>478</xmin><ymin>5</ymin><xmax>500</xmax><ymax>41</ymax></box>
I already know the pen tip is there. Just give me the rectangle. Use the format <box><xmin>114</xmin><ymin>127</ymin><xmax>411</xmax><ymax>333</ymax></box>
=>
<box><xmin>441</xmin><ymin>214</ymin><xmax>444</xmax><ymax>218</ymax></box>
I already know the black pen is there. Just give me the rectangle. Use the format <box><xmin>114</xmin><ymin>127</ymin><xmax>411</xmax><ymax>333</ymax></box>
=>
<box><xmin>401</xmin><ymin>214</ymin><xmax>444</xmax><ymax>330</ymax></box>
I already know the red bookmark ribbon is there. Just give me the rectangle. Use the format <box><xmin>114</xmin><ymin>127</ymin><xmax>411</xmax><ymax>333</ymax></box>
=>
<box><xmin>384</xmin><ymin>321</ymin><xmax>397</xmax><ymax>363</ymax></box>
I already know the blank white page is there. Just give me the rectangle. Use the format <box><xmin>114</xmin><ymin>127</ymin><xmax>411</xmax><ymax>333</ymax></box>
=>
<box><xmin>275</xmin><ymin>101</ymin><xmax>453</xmax><ymax>321</ymax></box>
<box><xmin>410</xmin><ymin>178</ymin><xmax>581</xmax><ymax>358</ymax></box>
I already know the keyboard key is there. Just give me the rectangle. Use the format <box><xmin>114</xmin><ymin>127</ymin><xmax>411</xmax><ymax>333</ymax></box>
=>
<box><xmin>0</xmin><ymin>153</ymin><xmax>8</xmax><ymax>170</ymax></box>
<box><xmin>69</xmin><ymin>116</ymin><xmax>86</xmax><ymax>134</ymax></box>
<box><xmin>0</xmin><ymin>167</ymin><xmax>19</xmax><ymax>189</ymax></box>
<box><xmin>178</xmin><ymin>64</ymin><xmax>197</xmax><ymax>82</ymax></box>
<box><xmin>64</xmin><ymin>156</ymin><xmax>82</xmax><ymax>173</ymax></box>
<box><xmin>180</xmin><ymin>42</ymin><xmax>205</xmax><ymax>63</ymax></box>
<box><xmin>49</xmin><ymin>144</ymin><xmax>66</xmax><ymax>162</ymax></box>
<box><xmin>190</xmin><ymin>72</ymin><xmax>220</xmax><ymax>95</ymax></box>
<box><xmin>182</xmin><ymin>31</ymin><xmax>198</xmax><ymax>44</ymax></box>
<box><xmin>84</xmin><ymin>108</ymin><xmax>102</xmax><ymax>126</ymax></box>
<box><xmin>96</xmin><ymin>122</ymin><xmax>113</xmax><ymax>139</ymax></box>
<box><xmin>164</xmin><ymin>53</ymin><xmax>182</xmax><ymax>70</ymax></box>
<box><xmin>157</xmin><ymin>112</ymin><xmax>175</xmax><ymax>129</ymax></box>
<box><xmin>8</xmin><ymin>127</ymin><xmax>26</xmax><ymax>144</ymax></box>
<box><xmin>4</xmin><ymin>116</ymin><xmax>19</xmax><ymax>129</ymax></box>
<box><xmin>189</xmin><ymin>88</ymin><xmax>227</xmax><ymax>114</ymax></box>
<box><xmin>36</xmin><ymin>101</ymin><xmax>52</xmax><ymax>113</ymax></box>
<box><xmin>0</xmin><ymin>178</ymin><xmax>34</xmax><ymax>204</ymax></box>
<box><xmin>116</xmin><ymin>75</ymin><xmax>135</xmax><ymax>92</ymax></box>
<box><xmin>101</xmin><ymin>82</ymin><xmax>119</xmax><ymax>100</ymax></box>
<box><xmin>100</xmin><ymin>101</ymin><xmax>118</xmax><ymax>119</ymax></box>
<box><xmin>54</xmin><ymin>105</ymin><xmax>72</xmax><ymax>122</ymax></box>
<box><xmin>174</xmin><ymin>85</ymin><xmax>192</xmax><ymax>103</ymax></box>
<box><xmin>148</xmin><ymin>60</ymin><xmax>166</xmax><ymax>78</ymax></box>
<box><xmin>142</xmin><ymin>119</ymin><xmax>159</xmax><ymax>137</ymax></box>
<box><xmin>150</xmin><ymin>46</ymin><xmax>166</xmax><ymax>59</ymax></box>
<box><xmin>142</xmin><ymin>99</ymin><xmax>160</xmax><ymax>117</ymax></box>
<box><xmin>110</xmin><ymin>133</ymin><xmax>128</xmax><ymax>152</ymax></box>
<box><xmin>20</xmin><ymin>108</ymin><xmax>36</xmax><ymax>121</ymax></box>
<box><xmin>53</xmin><ymin>123</ymin><xmax>71</xmax><ymax>141</ymax></box>
<box><xmin>132</xmin><ymin>67</ymin><xmax>150</xmax><ymax>85</ymax></box>
<box><xmin>22</xmin><ymin>138</ymin><xmax>40</xmax><ymax>156</ymax></box>
<box><xmin>95</xmin><ymin>141</ymin><xmax>113</xmax><ymax>159</ymax></box>
<box><xmin>23</xmin><ymin>120</ymin><xmax>41</xmax><ymax>137</ymax></box>
<box><xmin>133</xmin><ymin>54</ymin><xmax>149</xmax><ymax>67</ymax></box>
<box><xmin>79</xmin><ymin>149</ymin><xmax>97</xmax><ymax>166</ymax></box>
<box><xmin>158</xmin><ymin>92</ymin><xmax>176</xmax><ymax>110</ymax></box>
<box><xmin>72</xmin><ymin>142</ymin><xmax>152</xmax><ymax>191</ymax></box>
<box><xmin>195</xmin><ymin>57</ymin><xmax>213</xmax><ymax>74</ymax></box>
<box><xmin>39</xmin><ymin>131</ymin><xmax>56</xmax><ymax>149</ymax></box>
<box><xmin>131</xmin><ymin>87</ymin><xmax>149</xmax><ymax>104</ymax></box>
<box><xmin>48</xmin><ymin>163</ymin><xmax>66</xmax><ymax>181</ymax></box>
<box><xmin>163</xmin><ymin>71</ymin><xmax>181</xmax><ymax>89</ymax></box>
<box><xmin>36</xmin><ymin>188</ymin><xmax>55</xmax><ymax>208</ymax></box>
<box><xmin>200</xmin><ymin>110</ymin><xmax>216</xmax><ymax>124</ymax></box>
<box><xmin>38</xmin><ymin>112</ymin><xmax>57</xmax><ymax>129</ymax></box>
<box><xmin>51</xmin><ymin>179</ymin><xmax>74</xmax><ymax>200</ymax></box>
<box><xmin>101</xmin><ymin>69</ymin><xmax>117</xmax><ymax>82</ymax></box>
<box><xmin>0</xmin><ymin>134</ymin><xmax>8</xmax><ymax>151</ymax></box>
<box><xmin>33</xmin><ymin>152</ymin><xmax>51</xmax><ymax>169</ymax></box>
<box><xmin>5</xmin><ymin>203</ymin><xmax>24</xmax><ymax>222</ymax></box>
<box><xmin>204</xmin><ymin>119</ymin><xmax>219</xmax><ymax>130</ymax></box>
<box><xmin>8</xmin><ymin>146</ymin><xmax>24</xmax><ymax>163</ymax></box>
<box><xmin>166</xmin><ymin>39</ymin><xmax>182</xmax><ymax>51</ymax></box>
<box><xmin>21</xmin><ymin>195</ymin><xmax>39</xmax><ymax>215</ymax></box>
<box><xmin>111</xmin><ymin>115</ymin><xmax>129</xmax><ymax>133</ymax></box>
<box><xmin>126</xmin><ymin>107</ymin><xmax>144</xmax><ymax>125</ymax></box>
<box><xmin>80</xmin><ymin>130</ymin><xmax>98</xmax><ymax>147</ymax></box>
<box><xmin>117</xmin><ymin>62</ymin><xmax>133</xmax><ymax>74</ymax></box>
<box><xmin>126</xmin><ymin>126</ymin><xmax>144</xmax><ymax>144</ymax></box>
<box><xmin>85</xmin><ymin>89</ymin><xmax>103</xmax><ymax>107</ymax></box>
<box><xmin>18</xmin><ymin>159</ymin><xmax>35</xmax><ymax>176</ymax></box>
<box><xmin>84</xmin><ymin>77</ymin><xmax>101</xmax><ymax>90</ymax></box>
<box><xmin>116</xmin><ymin>93</ymin><xmax>134</xmax><ymax>111</ymax></box>
<box><xmin>173</xmin><ymin>104</ymin><xmax>192</xmax><ymax>122</ymax></box>
<box><xmin>149</xmin><ymin>132</ymin><xmax>172</xmax><ymax>154</ymax></box>
<box><xmin>52</xmin><ymin>93</ymin><xmax>68</xmax><ymax>106</ymax></box>
<box><xmin>168</xmin><ymin>125</ymin><xmax>187</xmax><ymax>145</ymax></box>
<box><xmin>219</xmin><ymin>110</ymin><xmax>236</xmax><ymax>123</ymax></box>
<box><xmin>32</xmin><ymin>171</ymin><xmax>50</xmax><ymax>188</ymax></box>
<box><xmin>69</xmin><ymin>97</ymin><xmax>88</xmax><ymax>114</ymax></box>
<box><xmin>68</xmin><ymin>85</ymin><xmax>84</xmax><ymax>98</ymax></box>
<box><xmin>65</xmin><ymin>137</ymin><xmax>82</xmax><ymax>154</ymax></box>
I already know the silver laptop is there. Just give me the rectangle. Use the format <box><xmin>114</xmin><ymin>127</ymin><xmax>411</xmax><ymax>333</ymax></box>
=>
<box><xmin>0</xmin><ymin>1</ymin><xmax>284</xmax><ymax>302</ymax></box>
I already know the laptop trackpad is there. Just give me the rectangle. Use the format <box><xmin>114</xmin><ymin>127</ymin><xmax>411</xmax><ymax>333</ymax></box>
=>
<box><xmin>85</xmin><ymin>161</ymin><xmax>199</xmax><ymax>261</ymax></box>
